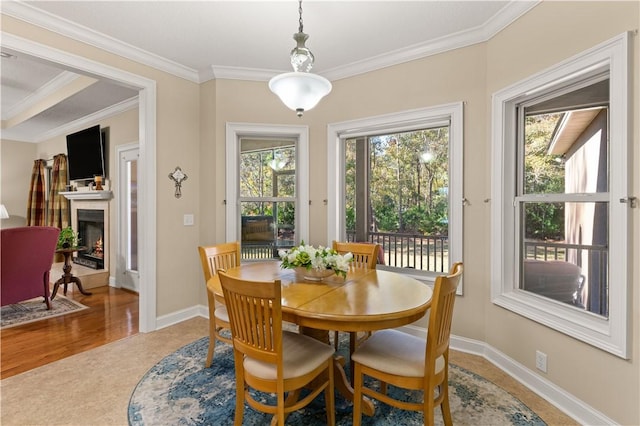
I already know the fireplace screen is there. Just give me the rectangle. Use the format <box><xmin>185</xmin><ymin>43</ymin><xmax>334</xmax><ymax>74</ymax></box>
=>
<box><xmin>74</xmin><ymin>209</ymin><xmax>105</xmax><ymax>269</ymax></box>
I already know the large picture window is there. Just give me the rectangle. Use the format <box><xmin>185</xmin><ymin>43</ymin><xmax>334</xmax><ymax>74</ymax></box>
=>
<box><xmin>328</xmin><ymin>103</ymin><xmax>463</xmax><ymax>283</ymax></box>
<box><xmin>491</xmin><ymin>33</ymin><xmax>631</xmax><ymax>358</ymax></box>
<box><xmin>344</xmin><ymin>127</ymin><xmax>450</xmax><ymax>273</ymax></box>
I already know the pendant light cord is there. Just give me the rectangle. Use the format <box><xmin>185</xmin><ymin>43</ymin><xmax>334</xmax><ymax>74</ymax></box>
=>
<box><xmin>298</xmin><ymin>0</ymin><xmax>304</xmax><ymax>33</ymax></box>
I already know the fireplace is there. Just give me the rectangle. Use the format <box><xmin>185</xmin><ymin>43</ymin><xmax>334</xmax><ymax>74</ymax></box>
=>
<box><xmin>62</xmin><ymin>193</ymin><xmax>111</xmax><ymax>279</ymax></box>
<box><xmin>74</xmin><ymin>209</ymin><xmax>105</xmax><ymax>269</ymax></box>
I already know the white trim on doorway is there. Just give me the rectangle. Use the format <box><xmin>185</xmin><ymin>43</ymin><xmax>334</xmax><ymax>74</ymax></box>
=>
<box><xmin>2</xmin><ymin>32</ymin><xmax>158</xmax><ymax>332</ymax></box>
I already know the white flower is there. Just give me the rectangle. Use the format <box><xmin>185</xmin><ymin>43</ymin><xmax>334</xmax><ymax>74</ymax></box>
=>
<box><xmin>279</xmin><ymin>242</ymin><xmax>353</xmax><ymax>278</ymax></box>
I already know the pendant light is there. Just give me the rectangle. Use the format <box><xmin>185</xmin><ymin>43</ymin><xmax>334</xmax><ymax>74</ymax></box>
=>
<box><xmin>268</xmin><ymin>0</ymin><xmax>331</xmax><ymax>117</ymax></box>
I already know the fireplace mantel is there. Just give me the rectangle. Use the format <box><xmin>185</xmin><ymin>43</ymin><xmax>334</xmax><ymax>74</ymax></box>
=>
<box><xmin>61</xmin><ymin>191</ymin><xmax>112</xmax><ymax>201</ymax></box>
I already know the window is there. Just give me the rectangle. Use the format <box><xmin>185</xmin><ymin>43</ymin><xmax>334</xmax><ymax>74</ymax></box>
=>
<box><xmin>491</xmin><ymin>33</ymin><xmax>631</xmax><ymax>358</ymax></box>
<box><xmin>226</xmin><ymin>123</ymin><xmax>309</xmax><ymax>260</ymax></box>
<box><xmin>328</xmin><ymin>103</ymin><xmax>463</xmax><ymax>284</ymax></box>
<box><xmin>239</xmin><ymin>139</ymin><xmax>296</xmax><ymax>259</ymax></box>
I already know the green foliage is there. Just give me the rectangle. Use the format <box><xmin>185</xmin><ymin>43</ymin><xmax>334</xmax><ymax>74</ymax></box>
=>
<box><xmin>372</xmin><ymin>195</ymin><xmax>398</xmax><ymax>231</ymax></box>
<box><xmin>525</xmin><ymin>203</ymin><xmax>564</xmax><ymax>240</ymax></box>
<box><xmin>523</xmin><ymin>113</ymin><xmax>565</xmax><ymax>240</ymax></box>
<box><xmin>57</xmin><ymin>226</ymin><xmax>79</xmax><ymax>249</ymax></box>
<box><xmin>278</xmin><ymin>202</ymin><xmax>295</xmax><ymax>226</ymax></box>
<box><xmin>346</xmin><ymin>127</ymin><xmax>450</xmax><ymax>236</ymax></box>
<box><xmin>345</xmin><ymin>206</ymin><xmax>356</xmax><ymax>231</ymax></box>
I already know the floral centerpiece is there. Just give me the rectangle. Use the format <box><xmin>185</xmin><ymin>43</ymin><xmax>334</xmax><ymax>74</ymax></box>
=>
<box><xmin>279</xmin><ymin>242</ymin><xmax>353</xmax><ymax>280</ymax></box>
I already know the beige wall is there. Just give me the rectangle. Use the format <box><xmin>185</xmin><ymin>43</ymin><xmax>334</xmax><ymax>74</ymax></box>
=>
<box><xmin>0</xmin><ymin>139</ymin><xmax>37</xmax><ymax>228</ymax></box>
<box><xmin>484</xmin><ymin>2</ymin><xmax>639</xmax><ymax>424</ymax></box>
<box><xmin>1</xmin><ymin>13</ymin><xmax>204</xmax><ymax>316</ymax></box>
<box><xmin>2</xmin><ymin>1</ymin><xmax>638</xmax><ymax>424</ymax></box>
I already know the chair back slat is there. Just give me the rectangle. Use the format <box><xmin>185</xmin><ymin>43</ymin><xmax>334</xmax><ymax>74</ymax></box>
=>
<box><xmin>219</xmin><ymin>271</ymin><xmax>282</xmax><ymax>364</ymax></box>
<box><xmin>198</xmin><ymin>242</ymin><xmax>241</xmax><ymax>282</ymax></box>
<box><xmin>425</xmin><ymin>262</ymin><xmax>463</xmax><ymax>374</ymax></box>
<box><xmin>332</xmin><ymin>241</ymin><xmax>379</xmax><ymax>269</ymax></box>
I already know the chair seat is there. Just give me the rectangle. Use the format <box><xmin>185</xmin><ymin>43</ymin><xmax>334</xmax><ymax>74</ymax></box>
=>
<box><xmin>351</xmin><ymin>329</ymin><xmax>444</xmax><ymax>377</ymax></box>
<box><xmin>244</xmin><ymin>331</ymin><xmax>335</xmax><ymax>380</ymax></box>
<box><xmin>214</xmin><ymin>305</ymin><xmax>229</xmax><ymax>322</ymax></box>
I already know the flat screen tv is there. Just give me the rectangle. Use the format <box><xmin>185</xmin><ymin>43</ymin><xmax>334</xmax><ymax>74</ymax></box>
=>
<box><xmin>66</xmin><ymin>125</ymin><xmax>106</xmax><ymax>181</ymax></box>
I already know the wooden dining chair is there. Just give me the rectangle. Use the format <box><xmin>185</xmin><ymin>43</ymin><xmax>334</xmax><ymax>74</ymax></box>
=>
<box><xmin>332</xmin><ymin>241</ymin><xmax>379</xmax><ymax>270</ymax></box>
<box><xmin>351</xmin><ymin>262</ymin><xmax>463</xmax><ymax>426</ymax></box>
<box><xmin>332</xmin><ymin>240</ymin><xmax>380</xmax><ymax>352</ymax></box>
<box><xmin>218</xmin><ymin>271</ymin><xmax>336</xmax><ymax>426</ymax></box>
<box><xmin>197</xmin><ymin>241</ymin><xmax>241</xmax><ymax>368</ymax></box>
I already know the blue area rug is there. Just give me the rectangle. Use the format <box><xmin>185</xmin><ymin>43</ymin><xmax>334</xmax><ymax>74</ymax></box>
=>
<box><xmin>129</xmin><ymin>335</ymin><xmax>546</xmax><ymax>425</ymax></box>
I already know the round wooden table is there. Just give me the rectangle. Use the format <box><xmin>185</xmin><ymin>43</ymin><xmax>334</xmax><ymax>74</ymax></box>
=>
<box><xmin>208</xmin><ymin>261</ymin><xmax>432</xmax><ymax>416</ymax></box>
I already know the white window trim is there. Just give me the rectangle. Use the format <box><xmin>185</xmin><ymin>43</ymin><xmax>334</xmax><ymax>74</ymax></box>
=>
<box><xmin>490</xmin><ymin>32</ymin><xmax>631</xmax><ymax>358</ymax></box>
<box><xmin>327</xmin><ymin>103</ymin><xmax>464</xmax><ymax>288</ymax></box>
<box><xmin>226</xmin><ymin>123</ymin><xmax>309</xmax><ymax>245</ymax></box>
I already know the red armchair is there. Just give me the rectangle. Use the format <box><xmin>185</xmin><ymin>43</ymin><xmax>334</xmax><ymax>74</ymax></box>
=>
<box><xmin>1</xmin><ymin>226</ymin><xmax>60</xmax><ymax>310</ymax></box>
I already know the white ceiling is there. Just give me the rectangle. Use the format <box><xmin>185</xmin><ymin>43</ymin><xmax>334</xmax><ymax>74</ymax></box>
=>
<box><xmin>1</xmin><ymin>0</ymin><xmax>537</xmax><ymax>142</ymax></box>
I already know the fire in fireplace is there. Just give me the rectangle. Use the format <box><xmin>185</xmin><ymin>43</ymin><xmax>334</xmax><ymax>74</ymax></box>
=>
<box><xmin>74</xmin><ymin>209</ymin><xmax>105</xmax><ymax>269</ymax></box>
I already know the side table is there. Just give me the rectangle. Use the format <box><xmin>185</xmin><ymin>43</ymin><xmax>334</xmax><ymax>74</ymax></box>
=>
<box><xmin>52</xmin><ymin>247</ymin><xmax>93</xmax><ymax>299</ymax></box>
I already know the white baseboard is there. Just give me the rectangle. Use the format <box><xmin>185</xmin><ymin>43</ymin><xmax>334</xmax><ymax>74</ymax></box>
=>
<box><xmin>399</xmin><ymin>324</ymin><xmax>615</xmax><ymax>426</ymax></box>
<box><xmin>450</xmin><ymin>336</ymin><xmax>617</xmax><ymax>425</ymax></box>
<box><xmin>156</xmin><ymin>305</ymin><xmax>208</xmax><ymax>330</ymax></box>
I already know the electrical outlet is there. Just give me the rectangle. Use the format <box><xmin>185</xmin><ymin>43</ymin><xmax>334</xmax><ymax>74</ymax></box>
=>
<box><xmin>535</xmin><ymin>350</ymin><xmax>547</xmax><ymax>373</ymax></box>
<box><xmin>183</xmin><ymin>214</ymin><xmax>194</xmax><ymax>226</ymax></box>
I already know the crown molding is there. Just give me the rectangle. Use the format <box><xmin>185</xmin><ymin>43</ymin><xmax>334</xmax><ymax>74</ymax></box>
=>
<box><xmin>1</xmin><ymin>1</ymin><xmax>200</xmax><ymax>83</ymax></box>
<box><xmin>2</xmin><ymin>1</ymin><xmax>539</xmax><ymax>84</ymax></box>
<box><xmin>208</xmin><ymin>65</ymin><xmax>277</xmax><ymax>83</ymax></box>
<box><xmin>324</xmin><ymin>1</ymin><xmax>539</xmax><ymax>81</ymax></box>
<box><xmin>211</xmin><ymin>1</ymin><xmax>539</xmax><ymax>83</ymax></box>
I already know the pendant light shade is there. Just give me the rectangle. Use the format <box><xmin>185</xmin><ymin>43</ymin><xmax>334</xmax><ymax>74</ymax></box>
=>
<box><xmin>269</xmin><ymin>72</ymin><xmax>331</xmax><ymax>117</ymax></box>
<box><xmin>269</xmin><ymin>0</ymin><xmax>331</xmax><ymax>117</ymax></box>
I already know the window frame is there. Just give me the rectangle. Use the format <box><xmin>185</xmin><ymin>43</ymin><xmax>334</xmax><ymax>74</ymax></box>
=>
<box><xmin>490</xmin><ymin>32</ymin><xmax>631</xmax><ymax>358</ymax></box>
<box><xmin>226</xmin><ymin>123</ymin><xmax>310</xmax><ymax>247</ymax></box>
<box><xmin>327</xmin><ymin>103</ymin><xmax>464</xmax><ymax>287</ymax></box>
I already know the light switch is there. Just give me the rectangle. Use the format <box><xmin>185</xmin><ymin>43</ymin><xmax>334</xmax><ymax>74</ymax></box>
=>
<box><xmin>183</xmin><ymin>214</ymin><xmax>194</xmax><ymax>226</ymax></box>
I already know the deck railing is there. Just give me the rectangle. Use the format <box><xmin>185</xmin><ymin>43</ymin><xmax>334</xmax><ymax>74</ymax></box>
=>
<box><xmin>523</xmin><ymin>240</ymin><xmax>609</xmax><ymax>315</ymax></box>
<box><xmin>241</xmin><ymin>231</ymin><xmax>450</xmax><ymax>273</ymax></box>
<box><xmin>347</xmin><ymin>231</ymin><xmax>449</xmax><ymax>273</ymax></box>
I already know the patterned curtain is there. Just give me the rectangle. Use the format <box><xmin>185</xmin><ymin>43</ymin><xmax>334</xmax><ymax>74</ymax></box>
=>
<box><xmin>26</xmin><ymin>159</ymin><xmax>46</xmax><ymax>226</ymax></box>
<box><xmin>47</xmin><ymin>154</ymin><xmax>70</xmax><ymax>229</ymax></box>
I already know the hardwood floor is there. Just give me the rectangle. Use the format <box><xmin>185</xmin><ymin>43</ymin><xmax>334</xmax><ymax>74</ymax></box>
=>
<box><xmin>0</xmin><ymin>285</ymin><xmax>139</xmax><ymax>379</ymax></box>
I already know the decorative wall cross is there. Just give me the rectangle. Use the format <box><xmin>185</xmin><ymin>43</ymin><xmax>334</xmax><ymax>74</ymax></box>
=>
<box><xmin>169</xmin><ymin>166</ymin><xmax>188</xmax><ymax>198</ymax></box>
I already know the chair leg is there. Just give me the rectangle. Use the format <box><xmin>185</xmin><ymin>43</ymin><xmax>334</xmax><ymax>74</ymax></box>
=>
<box><xmin>440</xmin><ymin>382</ymin><xmax>453</xmax><ymax>426</ymax></box>
<box><xmin>233</xmin><ymin>353</ymin><xmax>245</xmax><ymax>426</ymax></box>
<box><xmin>352</xmin><ymin>362</ymin><xmax>363</xmax><ymax>426</ymax></box>
<box><xmin>424</xmin><ymin>387</ymin><xmax>436</xmax><ymax>426</ymax></box>
<box><xmin>333</xmin><ymin>331</ymin><xmax>339</xmax><ymax>350</ymax></box>
<box><xmin>325</xmin><ymin>360</ymin><xmax>336</xmax><ymax>426</ymax></box>
<box><xmin>349</xmin><ymin>332</ymin><xmax>358</xmax><ymax>383</ymax></box>
<box><xmin>205</xmin><ymin>334</ymin><xmax>215</xmax><ymax>368</ymax></box>
<box><xmin>276</xmin><ymin>388</ymin><xmax>285</xmax><ymax>426</ymax></box>
<box><xmin>206</xmin><ymin>293</ymin><xmax>216</xmax><ymax>368</ymax></box>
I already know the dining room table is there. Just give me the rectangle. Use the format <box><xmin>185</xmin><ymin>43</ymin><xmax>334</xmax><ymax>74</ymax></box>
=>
<box><xmin>208</xmin><ymin>260</ymin><xmax>433</xmax><ymax>416</ymax></box>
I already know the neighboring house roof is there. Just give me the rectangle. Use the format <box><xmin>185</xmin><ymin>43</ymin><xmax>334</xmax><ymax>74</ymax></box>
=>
<box><xmin>548</xmin><ymin>107</ymin><xmax>604</xmax><ymax>156</ymax></box>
